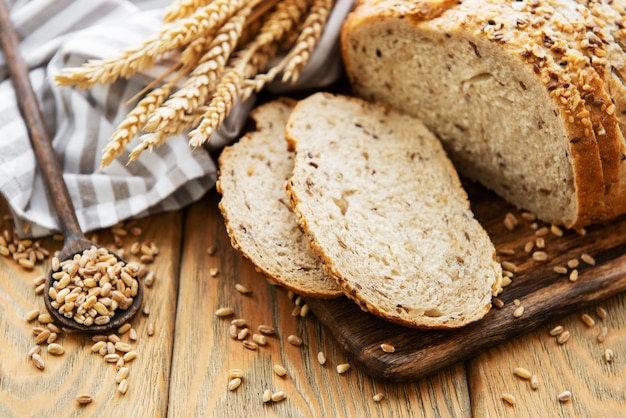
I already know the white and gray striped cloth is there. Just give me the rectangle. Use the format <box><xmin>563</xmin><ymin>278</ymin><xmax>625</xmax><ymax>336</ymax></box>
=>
<box><xmin>0</xmin><ymin>0</ymin><xmax>354</xmax><ymax>238</ymax></box>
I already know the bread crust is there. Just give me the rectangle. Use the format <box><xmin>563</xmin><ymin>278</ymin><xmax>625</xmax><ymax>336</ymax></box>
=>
<box><xmin>341</xmin><ymin>0</ymin><xmax>626</xmax><ymax>227</ymax></box>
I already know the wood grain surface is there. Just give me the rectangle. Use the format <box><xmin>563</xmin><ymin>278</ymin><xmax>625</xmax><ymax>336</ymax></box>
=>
<box><xmin>306</xmin><ymin>181</ymin><xmax>626</xmax><ymax>383</ymax></box>
<box><xmin>0</xmin><ymin>189</ymin><xmax>624</xmax><ymax>417</ymax></box>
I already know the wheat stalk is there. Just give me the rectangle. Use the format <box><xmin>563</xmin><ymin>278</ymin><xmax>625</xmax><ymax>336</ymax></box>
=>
<box><xmin>55</xmin><ymin>0</ymin><xmax>246</xmax><ymax>89</ymax></box>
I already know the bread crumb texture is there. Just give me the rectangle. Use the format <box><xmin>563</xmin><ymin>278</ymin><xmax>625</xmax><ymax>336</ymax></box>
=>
<box><xmin>286</xmin><ymin>93</ymin><xmax>502</xmax><ymax>329</ymax></box>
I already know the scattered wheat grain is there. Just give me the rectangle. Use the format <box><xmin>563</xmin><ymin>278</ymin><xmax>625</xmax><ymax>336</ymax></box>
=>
<box><xmin>557</xmin><ymin>330</ymin><xmax>570</xmax><ymax>345</ymax></box>
<box><xmin>557</xmin><ymin>391</ymin><xmax>571</xmax><ymax>402</ymax></box>
<box><xmin>501</xmin><ymin>393</ymin><xmax>516</xmax><ymax>405</ymax></box>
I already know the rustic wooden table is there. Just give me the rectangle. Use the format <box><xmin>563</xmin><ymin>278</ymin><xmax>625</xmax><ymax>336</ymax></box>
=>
<box><xmin>0</xmin><ymin>190</ymin><xmax>624</xmax><ymax>418</ymax></box>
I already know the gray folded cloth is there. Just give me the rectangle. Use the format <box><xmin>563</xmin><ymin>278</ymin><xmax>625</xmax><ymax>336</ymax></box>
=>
<box><xmin>0</xmin><ymin>0</ymin><xmax>355</xmax><ymax>238</ymax></box>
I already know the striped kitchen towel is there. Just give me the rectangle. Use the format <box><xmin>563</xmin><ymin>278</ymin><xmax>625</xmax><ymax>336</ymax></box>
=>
<box><xmin>0</xmin><ymin>0</ymin><xmax>354</xmax><ymax>238</ymax></box>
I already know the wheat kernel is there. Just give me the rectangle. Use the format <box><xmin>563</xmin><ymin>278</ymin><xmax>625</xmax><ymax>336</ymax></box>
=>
<box><xmin>549</xmin><ymin>325</ymin><xmax>564</xmax><ymax>336</ymax></box>
<box><xmin>557</xmin><ymin>391</ymin><xmax>572</xmax><ymax>402</ymax></box>
<box><xmin>228</xmin><ymin>378</ymin><xmax>242</xmax><ymax>391</ymax></box>
<box><xmin>569</xmin><ymin>269</ymin><xmax>579</xmax><ymax>282</ymax></box>
<box><xmin>524</xmin><ymin>241</ymin><xmax>534</xmax><ymax>253</ymax></box>
<box><xmin>25</xmin><ymin>309</ymin><xmax>40</xmax><ymax>322</ymax></box>
<box><xmin>550</xmin><ymin>224</ymin><xmax>563</xmax><ymax>237</ymax></box>
<box><xmin>532</xmin><ymin>251</ymin><xmax>548</xmax><ymax>261</ymax></box>
<box><xmin>35</xmin><ymin>330</ymin><xmax>51</xmax><ymax>345</ymax></box>
<box><xmin>501</xmin><ymin>393</ymin><xmax>516</xmax><ymax>405</ymax></box>
<box><xmin>235</xmin><ymin>283</ymin><xmax>252</xmax><ymax>294</ymax></box>
<box><xmin>31</xmin><ymin>353</ymin><xmax>45</xmax><ymax>370</ymax></box>
<box><xmin>262</xmin><ymin>389</ymin><xmax>272</xmax><ymax>403</ymax></box>
<box><xmin>553</xmin><ymin>266</ymin><xmax>568</xmax><ymax>275</ymax></box>
<box><xmin>580</xmin><ymin>253</ymin><xmax>596</xmax><ymax>266</ymax></box>
<box><xmin>514</xmin><ymin>367</ymin><xmax>532</xmax><ymax>379</ymax></box>
<box><xmin>116</xmin><ymin>367</ymin><xmax>129</xmax><ymax>383</ymax></box>
<box><xmin>242</xmin><ymin>340</ymin><xmax>258</xmax><ymax>350</ymax></box>
<box><xmin>513</xmin><ymin>306</ymin><xmax>524</xmax><ymax>318</ymax></box>
<box><xmin>317</xmin><ymin>351</ymin><xmax>326</xmax><ymax>365</ymax></box>
<box><xmin>215</xmin><ymin>307</ymin><xmax>234</xmax><ymax>317</ymax></box>
<box><xmin>373</xmin><ymin>392</ymin><xmax>385</xmax><ymax>402</ymax></box>
<box><xmin>300</xmin><ymin>303</ymin><xmax>310</xmax><ymax>317</ymax></box>
<box><xmin>530</xmin><ymin>374</ymin><xmax>539</xmax><ymax>390</ymax></box>
<box><xmin>604</xmin><ymin>348</ymin><xmax>614</xmax><ymax>362</ymax></box>
<box><xmin>209</xmin><ymin>267</ymin><xmax>219</xmax><ymax>277</ymax></box>
<box><xmin>48</xmin><ymin>343</ymin><xmax>65</xmax><ymax>355</ymax></box>
<box><xmin>557</xmin><ymin>330</ymin><xmax>570</xmax><ymax>345</ymax></box>
<box><xmin>337</xmin><ymin>363</ymin><xmax>351</xmax><ymax>374</ymax></box>
<box><xmin>380</xmin><ymin>343</ymin><xmax>395</xmax><ymax>353</ymax></box>
<box><xmin>595</xmin><ymin>306</ymin><xmax>607</xmax><ymax>320</ymax></box>
<box><xmin>287</xmin><ymin>335</ymin><xmax>302</xmax><ymax>346</ymax></box>
<box><xmin>273</xmin><ymin>364</ymin><xmax>287</xmax><ymax>377</ymax></box>
<box><xmin>118</xmin><ymin>379</ymin><xmax>129</xmax><ymax>395</ymax></box>
<box><xmin>271</xmin><ymin>391</ymin><xmax>286</xmax><ymax>402</ymax></box>
<box><xmin>492</xmin><ymin>298</ymin><xmax>504</xmax><ymax>308</ymax></box>
<box><xmin>27</xmin><ymin>345</ymin><xmax>41</xmax><ymax>358</ymax></box>
<box><xmin>252</xmin><ymin>334</ymin><xmax>267</xmax><ymax>346</ymax></box>
<box><xmin>123</xmin><ymin>351</ymin><xmax>137</xmax><ymax>362</ymax></box>
<box><xmin>75</xmin><ymin>394</ymin><xmax>93</xmax><ymax>404</ymax></box>
<box><xmin>228</xmin><ymin>369</ymin><xmax>244</xmax><ymax>379</ymax></box>
<box><xmin>237</xmin><ymin>328</ymin><xmax>249</xmax><ymax>340</ymax></box>
<box><xmin>258</xmin><ymin>325</ymin><xmax>275</xmax><ymax>335</ymax></box>
<box><xmin>501</xmin><ymin>261</ymin><xmax>518</xmax><ymax>273</ymax></box>
<box><xmin>38</xmin><ymin>313</ymin><xmax>53</xmax><ymax>324</ymax></box>
<box><xmin>501</xmin><ymin>276</ymin><xmax>512</xmax><ymax>287</ymax></box>
<box><xmin>581</xmin><ymin>314</ymin><xmax>595</xmax><ymax>327</ymax></box>
<box><xmin>597</xmin><ymin>326</ymin><xmax>608</xmax><ymax>343</ymax></box>
<box><xmin>567</xmin><ymin>258</ymin><xmax>579</xmax><ymax>269</ymax></box>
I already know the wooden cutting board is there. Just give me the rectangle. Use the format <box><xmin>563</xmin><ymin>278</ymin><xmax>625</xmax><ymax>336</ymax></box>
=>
<box><xmin>305</xmin><ymin>181</ymin><xmax>626</xmax><ymax>382</ymax></box>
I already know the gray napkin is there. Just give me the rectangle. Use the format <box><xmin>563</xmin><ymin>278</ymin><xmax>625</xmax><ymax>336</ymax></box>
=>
<box><xmin>0</xmin><ymin>0</ymin><xmax>355</xmax><ymax>238</ymax></box>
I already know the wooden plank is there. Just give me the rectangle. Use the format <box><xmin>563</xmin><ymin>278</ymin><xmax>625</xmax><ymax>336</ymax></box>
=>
<box><xmin>169</xmin><ymin>190</ymin><xmax>471</xmax><ymax>417</ymax></box>
<box><xmin>0</xmin><ymin>202</ymin><xmax>182</xmax><ymax>418</ymax></box>
<box><xmin>305</xmin><ymin>182</ymin><xmax>626</xmax><ymax>381</ymax></box>
<box><xmin>468</xmin><ymin>293</ymin><xmax>626</xmax><ymax>417</ymax></box>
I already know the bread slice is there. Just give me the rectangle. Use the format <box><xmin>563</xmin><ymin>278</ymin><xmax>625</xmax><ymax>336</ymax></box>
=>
<box><xmin>285</xmin><ymin>92</ymin><xmax>503</xmax><ymax>329</ymax></box>
<box><xmin>217</xmin><ymin>98</ymin><xmax>343</xmax><ymax>298</ymax></box>
<box><xmin>341</xmin><ymin>0</ymin><xmax>624</xmax><ymax>228</ymax></box>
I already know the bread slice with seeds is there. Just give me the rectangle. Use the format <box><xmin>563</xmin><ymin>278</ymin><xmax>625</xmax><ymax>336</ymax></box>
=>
<box><xmin>217</xmin><ymin>98</ymin><xmax>342</xmax><ymax>298</ymax></box>
<box><xmin>341</xmin><ymin>0</ymin><xmax>626</xmax><ymax>228</ymax></box>
<box><xmin>286</xmin><ymin>92</ymin><xmax>503</xmax><ymax>329</ymax></box>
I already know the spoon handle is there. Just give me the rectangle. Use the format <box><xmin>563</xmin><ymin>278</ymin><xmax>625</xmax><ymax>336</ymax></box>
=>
<box><xmin>0</xmin><ymin>2</ymin><xmax>84</xmax><ymax>240</ymax></box>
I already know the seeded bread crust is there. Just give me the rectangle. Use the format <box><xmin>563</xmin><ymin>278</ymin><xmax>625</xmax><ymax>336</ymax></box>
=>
<box><xmin>286</xmin><ymin>92</ymin><xmax>503</xmax><ymax>329</ymax></box>
<box><xmin>341</xmin><ymin>0</ymin><xmax>626</xmax><ymax>228</ymax></box>
<box><xmin>217</xmin><ymin>98</ymin><xmax>343</xmax><ymax>298</ymax></box>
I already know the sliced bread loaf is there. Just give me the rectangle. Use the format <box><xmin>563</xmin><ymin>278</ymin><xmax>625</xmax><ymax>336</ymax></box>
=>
<box><xmin>217</xmin><ymin>98</ymin><xmax>343</xmax><ymax>298</ymax></box>
<box><xmin>341</xmin><ymin>0</ymin><xmax>626</xmax><ymax>228</ymax></box>
<box><xmin>285</xmin><ymin>92</ymin><xmax>503</xmax><ymax>329</ymax></box>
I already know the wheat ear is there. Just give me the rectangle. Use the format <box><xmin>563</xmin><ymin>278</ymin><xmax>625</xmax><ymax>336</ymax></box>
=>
<box><xmin>163</xmin><ymin>0</ymin><xmax>212</xmax><ymax>22</ymax></box>
<box><xmin>101</xmin><ymin>84</ymin><xmax>172</xmax><ymax>167</ymax></box>
<box><xmin>187</xmin><ymin>1</ymin><xmax>305</xmax><ymax>148</ymax></box>
<box><xmin>54</xmin><ymin>0</ymin><xmax>246</xmax><ymax>89</ymax></box>
<box><xmin>280</xmin><ymin>0</ymin><xmax>334</xmax><ymax>83</ymax></box>
<box><xmin>143</xmin><ymin>5</ymin><xmax>249</xmax><ymax>135</ymax></box>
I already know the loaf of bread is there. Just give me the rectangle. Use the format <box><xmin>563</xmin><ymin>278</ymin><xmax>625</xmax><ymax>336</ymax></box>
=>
<box><xmin>217</xmin><ymin>98</ymin><xmax>343</xmax><ymax>298</ymax></box>
<box><xmin>341</xmin><ymin>0</ymin><xmax>626</xmax><ymax>228</ymax></box>
<box><xmin>286</xmin><ymin>92</ymin><xmax>503</xmax><ymax>329</ymax></box>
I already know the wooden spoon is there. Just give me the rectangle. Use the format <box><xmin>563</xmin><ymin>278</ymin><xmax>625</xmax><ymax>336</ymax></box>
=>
<box><xmin>0</xmin><ymin>3</ymin><xmax>142</xmax><ymax>333</ymax></box>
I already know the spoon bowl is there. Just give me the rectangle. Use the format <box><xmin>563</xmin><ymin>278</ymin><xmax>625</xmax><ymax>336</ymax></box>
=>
<box><xmin>0</xmin><ymin>4</ymin><xmax>143</xmax><ymax>333</ymax></box>
<box><xmin>43</xmin><ymin>237</ymin><xmax>143</xmax><ymax>333</ymax></box>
